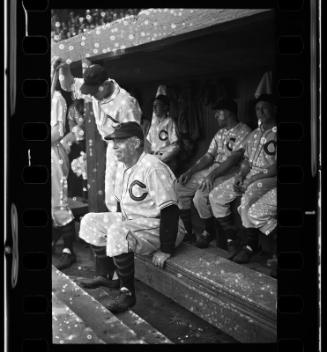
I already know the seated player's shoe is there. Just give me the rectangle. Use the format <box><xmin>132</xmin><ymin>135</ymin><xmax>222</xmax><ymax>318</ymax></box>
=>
<box><xmin>79</xmin><ymin>276</ymin><xmax>120</xmax><ymax>289</ymax></box>
<box><xmin>195</xmin><ymin>231</ymin><xmax>212</xmax><ymax>249</ymax></box>
<box><xmin>183</xmin><ymin>232</ymin><xmax>196</xmax><ymax>244</ymax></box>
<box><xmin>267</xmin><ymin>255</ymin><xmax>277</xmax><ymax>278</ymax></box>
<box><xmin>232</xmin><ymin>246</ymin><xmax>254</xmax><ymax>264</ymax></box>
<box><xmin>56</xmin><ymin>252</ymin><xmax>76</xmax><ymax>270</ymax></box>
<box><xmin>105</xmin><ymin>288</ymin><xmax>136</xmax><ymax>313</ymax></box>
<box><xmin>226</xmin><ymin>239</ymin><xmax>242</xmax><ymax>260</ymax></box>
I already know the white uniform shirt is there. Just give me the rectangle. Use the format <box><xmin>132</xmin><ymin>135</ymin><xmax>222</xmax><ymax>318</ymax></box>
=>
<box><xmin>207</xmin><ymin>122</ymin><xmax>251</xmax><ymax>164</ymax></box>
<box><xmin>146</xmin><ymin>114</ymin><xmax>179</xmax><ymax>153</ymax></box>
<box><xmin>72</xmin><ymin>78</ymin><xmax>142</xmax><ymax>138</ymax></box>
<box><xmin>243</xmin><ymin>125</ymin><xmax>277</xmax><ymax>171</ymax></box>
<box><xmin>51</xmin><ymin>90</ymin><xmax>67</xmax><ymax>138</ymax></box>
<box><xmin>115</xmin><ymin>153</ymin><xmax>178</xmax><ymax>220</ymax></box>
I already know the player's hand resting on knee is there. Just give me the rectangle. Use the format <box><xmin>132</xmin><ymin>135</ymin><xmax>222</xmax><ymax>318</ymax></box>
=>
<box><xmin>152</xmin><ymin>250</ymin><xmax>171</xmax><ymax>269</ymax></box>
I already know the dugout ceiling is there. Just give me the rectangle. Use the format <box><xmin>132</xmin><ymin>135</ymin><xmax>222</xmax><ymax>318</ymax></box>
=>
<box><xmin>52</xmin><ymin>8</ymin><xmax>275</xmax><ymax>86</ymax></box>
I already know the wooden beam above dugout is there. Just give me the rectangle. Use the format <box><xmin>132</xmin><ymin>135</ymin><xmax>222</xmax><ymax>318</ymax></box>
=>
<box><xmin>51</xmin><ymin>8</ymin><xmax>274</xmax><ymax>84</ymax></box>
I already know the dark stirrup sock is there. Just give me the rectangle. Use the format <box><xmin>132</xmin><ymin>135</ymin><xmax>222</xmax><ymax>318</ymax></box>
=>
<box><xmin>61</xmin><ymin>221</ymin><xmax>76</xmax><ymax>254</ymax></box>
<box><xmin>92</xmin><ymin>245</ymin><xmax>116</xmax><ymax>279</ymax></box>
<box><xmin>113</xmin><ymin>252</ymin><xmax>135</xmax><ymax>294</ymax></box>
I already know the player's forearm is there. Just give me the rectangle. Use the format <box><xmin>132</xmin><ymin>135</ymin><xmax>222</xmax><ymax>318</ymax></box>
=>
<box><xmin>251</xmin><ymin>163</ymin><xmax>277</xmax><ymax>181</ymax></box>
<box><xmin>51</xmin><ymin>126</ymin><xmax>62</xmax><ymax>144</ymax></box>
<box><xmin>161</xmin><ymin>144</ymin><xmax>180</xmax><ymax>163</ymax></box>
<box><xmin>188</xmin><ymin>153</ymin><xmax>213</xmax><ymax>175</ymax></box>
<box><xmin>210</xmin><ymin>150</ymin><xmax>244</xmax><ymax>179</ymax></box>
<box><xmin>159</xmin><ymin>204</ymin><xmax>179</xmax><ymax>254</ymax></box>
<box><xmin>237</xmin><ymin>158</ymin><xmax>251</xmax><ymax>179</ymax></box>
<box><xmin>59</xmin><ymin>64</ymin><xmax>74</xmax><ymax>92</ymax></box>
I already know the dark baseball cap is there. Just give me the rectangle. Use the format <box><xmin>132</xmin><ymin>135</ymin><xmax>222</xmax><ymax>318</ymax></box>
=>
<box><xmin>212</xmin><ymin>99</ymin><xmax>238</xmax><ymax>115</ymax></box>
<box><xmin>255</xmin><ymin>94</ymin><xmax>276</xmax><ymax>106</ymax></box>
<box><xmin>104</xmin><ymin>122</ymin><xmax>144</xmax><ymax>141</ymax></box>
<box><xmin>80</xmin><ymin>64</ymin><xmax>109</xmax><ymax>96</ymax></box>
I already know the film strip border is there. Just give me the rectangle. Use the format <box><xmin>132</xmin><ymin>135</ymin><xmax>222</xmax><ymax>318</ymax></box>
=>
<box><xmin>3</xmin><ymin>0</ymin><xmax>320</xmax><ymax>351</ymax></box>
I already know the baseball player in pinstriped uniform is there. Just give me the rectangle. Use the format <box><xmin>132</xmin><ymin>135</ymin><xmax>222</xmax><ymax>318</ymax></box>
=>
<box><xmin>210</xmin><ymin>94</ymin><xmax>277</xmax><ymax>263</ymax></box>
<box><xmin>175</xmin><ymin>99</ymin><xmax>251</xmax><ymax>247</ymax></box>
<box><xmin>79</xmin><ymin>122</ymin><xmax>186</xmax><ymax>313</ymax></box>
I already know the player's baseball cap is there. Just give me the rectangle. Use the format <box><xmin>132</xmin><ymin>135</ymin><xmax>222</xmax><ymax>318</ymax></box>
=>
<box><xmin>255</xmin><ymin>94</ymin><xmax>276</xmax><ymax>106</ymax></box>
<box><xmin>212</xmin><ymin>99</ymin><xmax>238</xmax><ymax>115</ymax></box>
<box><xmin>104</xmin><ymin>122</ymin><xmax>144</xmax><ymax>141</ymax></box>
<box><xmin>80</xmin><ymin>64</ymin><xmax>109</xmax><ymax>96</ymax></box>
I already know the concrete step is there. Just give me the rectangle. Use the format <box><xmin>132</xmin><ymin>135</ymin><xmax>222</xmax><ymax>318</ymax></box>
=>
<box><xmin>52</xmin><ymin>292</ymin><xmax>105</xmax><ymax>344</ymax></box>
<box><xmin>68</xmin><ymin>275</ymin><xmax>172</xmax><ymax>344</ymax></box>
<box><xmin>135</xmin><ymin>243</ymin><xmax>277</xmax><ymax>343</ymax></box>
<box><xmin>52</xmin><ymin>266</ymin><xmax>145</xmax><ymax>344</ymax></box>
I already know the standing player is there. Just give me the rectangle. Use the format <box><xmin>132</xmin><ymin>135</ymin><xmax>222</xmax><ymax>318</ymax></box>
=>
<box><xmin>51</xmin><ymin>59</ymin><xmax>76</xmax><ymax>270</ymax></box>
<box><xmin>54</xmin><ymin>58</ymin><xmax>142</xmax><ymax>212</ymax></box>
<box><xmin>79</xmin><ymin>122</ymin><xmax>186</xmax><ymax>313</ymax></box>
<box><xmin>210</xmin><ymin>94</ymin><xmax>277</xmax><ymax>262</ymax></box>
<box><xmin>54</xmin><ymin>58</ymin><xmax>142</xmax><ymax>275</ymax></box>
<box><xmin>146</xmin><ymin>94</ymin><xmax>180</xmax><ymax>172</ymax></box>
<box><xmin>176</xmin><ymin>99</ymin><xmax>251</xmax><ymax>247</ymax></box>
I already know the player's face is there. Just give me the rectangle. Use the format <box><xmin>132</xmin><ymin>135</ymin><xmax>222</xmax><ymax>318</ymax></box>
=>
<box><xmin>214</xmin><ymin>109</ymin><xmax>228</xmax><ymax>128</ymax></box>
<box><xmin>153</xmin><ymin>100</ymin><xmax>168</xmax><ymax>118</ymax></box>
<box><xmin>91</xmin><ymin>84</ymin><xmax>107</xmax><ymax>101</ymax></box>
<box><xmin>255</xmin><ymin>101</ymin><xmax>275</xmax><ymax>124</ymax></box>
<box><xmin>112</xmin><ymin>138</ymin><xmax>135</xmax><ymax>162</ymax></box>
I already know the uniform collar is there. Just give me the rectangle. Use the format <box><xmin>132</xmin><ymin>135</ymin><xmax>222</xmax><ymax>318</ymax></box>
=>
<box><xmin>100</xmin><ymin>79</ymin><xmax>120</xmax><ymax>105</ymax></box>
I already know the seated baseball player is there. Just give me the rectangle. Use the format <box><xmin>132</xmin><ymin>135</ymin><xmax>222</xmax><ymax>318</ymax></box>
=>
<box><xmin>210</xmin><ymin>94</ymin><xmax>277</xmax><ymax>263</ymax></box>
<box><xmin>242</xmin><ymin>187</ymin><xmax>277</xmax><ymax>276</ymax></box>
<box><xmin>78</xmin><ymin>121</ymin><xmax>186</xmax><ymax>313</ymax></box>
<box><xmin>145</xmin><ymin>94</ymin><xmax>180</xmax><ymax>172</ymax></box>
<box><xmin>175</xmin><ymin>99</ymin><xmax>251</xmax><ymax>247</ymax></box>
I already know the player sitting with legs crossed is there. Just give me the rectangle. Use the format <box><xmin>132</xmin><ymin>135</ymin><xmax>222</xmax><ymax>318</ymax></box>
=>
<box><xmin>78</xmin><ymin>122</ymin><xmax>186</xmax><ymax>313</ymax></box>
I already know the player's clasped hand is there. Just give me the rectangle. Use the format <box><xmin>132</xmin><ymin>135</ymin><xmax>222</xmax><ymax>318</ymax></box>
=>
<box><xmin>233</xmin><ymin>175</ymin><xmax>245</xmax><ymax>193</ymax></box>
<box><xmin>178</xmin><ymin>171</ymin><xmax>192</xmax><ymax>185</ymax></box>
<box><xmin>199</xmin><ymin>175</ymin><xmax>214</xmax><ymax>192</ymax></box>
<box><xmin>152</xmin><ymin>250</ymin><xmax>171</xmax><ymax>269</ymax></box>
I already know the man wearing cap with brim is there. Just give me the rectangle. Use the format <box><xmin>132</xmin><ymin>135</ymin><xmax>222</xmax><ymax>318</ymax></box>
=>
<box><xmin>146</xmin><ymin>94</ymin><xmax>180</xmax><ymax>172</ymax></box>
<box><xmin>78</xmin><ymin>121</ymin><xmax>186</xmax><ymax>313</ymax></box>
<box><xmin>52</xmin><ymin>57</ymin><xmax>142</xmax><ymax>215</ymax></box>
<box><xmin>211</xmin><ymin>94</ymin><xmax>277</xmax><ymax>264</ymax></box>
<box><xmin>176</xmin><ymin>99</ymin><xmax>251</xmax><ymax>250</ymax></box>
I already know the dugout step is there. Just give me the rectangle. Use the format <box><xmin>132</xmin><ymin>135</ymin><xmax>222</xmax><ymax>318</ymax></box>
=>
<box><xmin>52</xmin><ymin>266</ymin><xmax>171</xmax><ymax>344</ymax></box>
<box><xmin>134</xmin><ymin>243</ymin><xmax>277</xmax><ymax>343</ymax></box>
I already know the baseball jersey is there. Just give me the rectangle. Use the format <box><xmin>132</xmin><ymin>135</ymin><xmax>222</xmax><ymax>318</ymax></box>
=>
<box><xmin>243</xmin><ymin>125</ymin><xmax>277</xmax><ymax>171</ymax></box>
<box><xmin>72</xmin><ymin>78</ymin><xmax>142</xmax><ymax>139</ymax></box>
<box><xmin>207</xmin><ymin>122</ymin><xmax>251</xmax><ymax>164</ymax></box>
<box><xmin>146</xmin><ymin>114</ymin><xmax>179</xmax><ymax>153</ymax></box>
<box><xmin>114</xmin><ymin>153</ymin><xmax>178</xmax><ymax>220</ymax></box>
<box><xmin>51</xmin><ymin>91</ymin><xmax>67</xmax><ymax>138</ymax></box>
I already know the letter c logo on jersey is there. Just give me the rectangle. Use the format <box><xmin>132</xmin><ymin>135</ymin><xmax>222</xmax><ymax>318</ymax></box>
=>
<box><xmin>263</xmin><ymin>140</ymin><xmax>277</xmax><ymax>156</ymax></box>
<box><xmin>129</xmin><ymin>180</ymin><xmax>148</xmax><ymax>201</ymax></box>
<box><xmin>226</xmin><ymin>137</ymin><xmax>236</xmax><ymax>151</ymax></box>
<box><xmin>159</xmin><ymin>130</ymin><xmax>168</xmax><ymax>141</ymax></box>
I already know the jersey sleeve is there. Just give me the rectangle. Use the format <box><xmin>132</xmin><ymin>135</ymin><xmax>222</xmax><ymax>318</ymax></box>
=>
<box><xmin>207</xmin><ymin>134</ymin><xmax>219</xmax><ymax>158</ymax></box>
<box><xmin>51</xmin><ymin>93</ymin><xmax>67</xmax><ymax>137</ymax></box>
<box><xmin>118</xmin><ymin>96</ymin><xmax>142</xmax><ymax>124</ymax></box>
<box><xmin>168</xmin><ymin>119</ymin><xmax>179</xmax><ymax>144</ymax></box>
<box><xmin>243</xmin><ymin>130</ymin><xmax>256</xmax><ymax>159</ymax></box>
<box><xmin>146</xmin><ymin>167</ymin><xmax>177</xmax><ymax>209</ymax></box>
<box><xmin>233</xmin><ymin>125</ymin><xmax>252</xmax><ymax>152</ymax></box>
